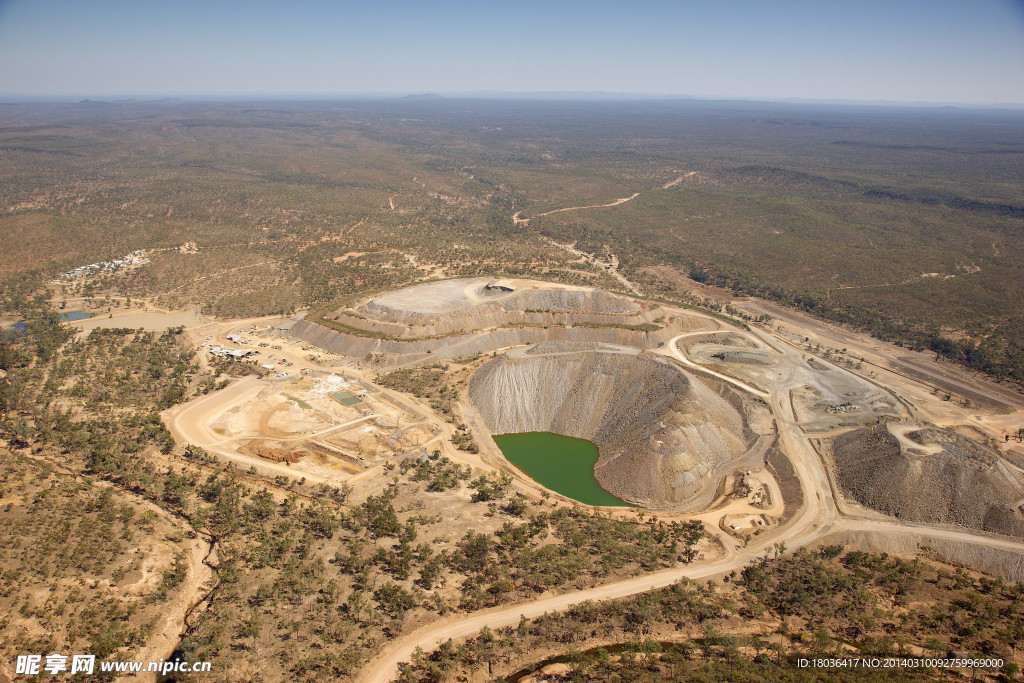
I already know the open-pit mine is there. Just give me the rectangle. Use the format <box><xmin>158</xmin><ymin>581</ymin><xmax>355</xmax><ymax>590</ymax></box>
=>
<box><xmin>166</xmin><ymin>276</ymin><xmax>1024</xmax><ymax>578</ymax></box>
<box><xmin>158</xmin><ymin>275</ymin><xmax>1024</xmax><ymax>683</ymax></box>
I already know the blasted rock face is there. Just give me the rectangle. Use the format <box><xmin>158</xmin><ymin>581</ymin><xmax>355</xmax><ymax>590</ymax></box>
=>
<box><xmin>468</xmin><ymin>348</ymin><xmax>752</xmax><ymax>508</ymax></box>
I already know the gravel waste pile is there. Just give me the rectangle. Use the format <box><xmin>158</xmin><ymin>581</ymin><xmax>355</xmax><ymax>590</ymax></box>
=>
<box><xmin>765</xmin><ymin>441</ymin><xmax>803</xmax><ymax>524</ymax></box>
<box><xmin>501</xmin><ymin>288</ymin><xmax>640</xmax><ymax>314</ymax></box>
<box><xmin>468</xmin><ymin>347</ymin><xmax>755</xmax><ymax>508</ymax></box>
<box><xmin>831</xmin><ymin>424</ymin><xmax>1024</xmax><ymax>538</ymax></box>
<box><xmin>290</xmin><ymin>319</ymin><xmax>678</xmax><ymax>368</ymax></box>
<box><xmin>296</xmin><ymin>278</ymin><xmax>717</xmax><ymax>366</ymax></box>
<box><xmin>354</xmin><ymin>278</ymin><xmax>644</xmax><ymax>335</ymax></box>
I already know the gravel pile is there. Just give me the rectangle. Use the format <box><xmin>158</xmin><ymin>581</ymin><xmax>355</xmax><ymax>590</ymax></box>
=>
<box><xmin>831</xmin><ymin>424</ymin><xmax>1024</xmax><ymax>538</ymax></box>
<box><xmin>502</xmin><ymin>288</ymin><xmax>640</xmax><ymax>314</ymax></box>
<box><xmin>360</xmin><ymin>278</ymin><xmax>640</xmax><ymax>332</ymax></box>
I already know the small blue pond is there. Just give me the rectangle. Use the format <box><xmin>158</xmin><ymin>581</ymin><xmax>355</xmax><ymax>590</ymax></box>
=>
<box><xmin>8</xmin><ymin>310</ymin><xmax>93</xmax><ymax>333</ymax></box>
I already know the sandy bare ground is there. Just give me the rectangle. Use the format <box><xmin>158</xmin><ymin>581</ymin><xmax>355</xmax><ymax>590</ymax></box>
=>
<box><xmin>666</xmin><ymin>332</ymin><xmax>770</xmax><ymax>399</ymax></box>
<box><xmin>734</xmin><ymin>298</ymin><xmax>1024</xmax><ymax>413</ymax></box>
<box><xmin>541</xmin><ymin>238</ymin><xmax>643</xmax><ymax>296</ymax></box>
<box><xmin>534</xmin><ymin>192</ymin><xmax>641</xmax><ymax>218</ymax></box>
<box><xmin>162</xmin><ymin>377</ymin><xmax>345</xmax><ymax>486</ymax></box>
<box><xmin>163</xmin><ymin>319</ymin><xmax>495</xmax><ymax>487</ymax></box>
<box><xmin>128</xmin><ymin>535</ymin><xmax>215</xmax><ymax>682</ymax></box>
<box><xmin>661</xmin><ymin>171</ymin><xmax>698</xmax><ymax>189</ymax></box>
<box><xmin>511</xmin><ymin>194</ymin><xmax>641</xmax><ymax>226</ymax></box>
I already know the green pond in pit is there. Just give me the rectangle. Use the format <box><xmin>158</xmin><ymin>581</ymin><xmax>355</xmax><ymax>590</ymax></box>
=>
<box><xmin>492</xmin><ymin>432</ymin><xmax>631</xmax><ymax>507</ymax></box>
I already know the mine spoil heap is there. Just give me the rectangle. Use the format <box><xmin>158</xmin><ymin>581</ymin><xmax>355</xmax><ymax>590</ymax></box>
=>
<box><xmin>292</xmin><ymin>278</ymin><xmax>714</xmax><ymax>367</ymax></box>
<box><xmin>351</xmin><ymin>278</ymin><xmax>647</xmax><ymax>338</ymax></box>
<box><xmin>469</xmin><ymin>347</ymin><xmax>754</xmax><ymax>508</ymax></box>
<box><xmin>831</xmin><ymin>424</ymin><xmax>1024</xmax><ymax>538</ymax></box>
<box><xmin>361</xmin><ymin>278</ymin><xmax>641</xmax><ymax>326</ymax></box>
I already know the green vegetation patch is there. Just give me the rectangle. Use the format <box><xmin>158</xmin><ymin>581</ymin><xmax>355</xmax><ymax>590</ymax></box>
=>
<box><xmin>286</xmin><ymin>395</ymin><xmax>311</xmax><ymax>410</ymax></box>
<box><xmin>375</xmin><ymin>365</ymin><xmax>448</xmax><ymax>398</ymax></box>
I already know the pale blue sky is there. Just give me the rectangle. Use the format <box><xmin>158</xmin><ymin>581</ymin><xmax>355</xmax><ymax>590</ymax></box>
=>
<box><xmin>0</xmin><ymin>0</ymin><xmax>1022</xmax><ymax>104</ymax></box>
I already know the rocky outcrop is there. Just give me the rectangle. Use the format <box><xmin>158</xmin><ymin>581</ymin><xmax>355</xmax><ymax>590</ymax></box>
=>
<box><xmin>831</xmin><ymin>424</ymin><xmax>1024</xmax><ymax>538</ymax></box>
<box><xmin>468</xmin><ymin>348</ymin><xmax>756</xmax><ymax>508</ymax></box>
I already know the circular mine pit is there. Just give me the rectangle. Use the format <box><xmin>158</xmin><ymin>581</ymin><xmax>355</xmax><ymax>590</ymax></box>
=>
<box><xmin>468</xmin><ymin>343</ymin><xmax>771</xmax><ymax>510</ymax></box>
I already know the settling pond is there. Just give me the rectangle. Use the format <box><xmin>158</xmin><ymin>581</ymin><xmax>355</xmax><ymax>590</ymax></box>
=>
<box><xmin>492</xmin><ymin>432</ymin><xmax>630</xmax><ymax>507</ymax></box>
<box><xmin>60</xmin><ymin>310</ymin><xmax>94</xmax><ymax>322</ymax></box>
<box><xmin>8</xmin><ymin>310</ymin><xmax>93</xmax><ymax>333</ymax></box>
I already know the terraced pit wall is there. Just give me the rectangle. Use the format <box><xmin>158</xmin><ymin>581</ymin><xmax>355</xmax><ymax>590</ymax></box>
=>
<box><xmin>468</xmin><ymin>349</ymin><xmax>763</xmax><ymax>509</ymax></box>
<box><xmin>288</xmin><ymin>318</ymin><xmax>704</xmax><ymax>368</ymax></box>
<box><xmin>328</xmin><ymin>307</ymin><xmax>665</xmax><ymax>340</ymax></box>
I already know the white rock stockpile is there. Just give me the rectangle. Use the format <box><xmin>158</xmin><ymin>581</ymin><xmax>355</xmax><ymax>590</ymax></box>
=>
<box><xmin>355</xmin><ymin>278</ymin><xmax>644</xmax><ymax>335</ymax></box>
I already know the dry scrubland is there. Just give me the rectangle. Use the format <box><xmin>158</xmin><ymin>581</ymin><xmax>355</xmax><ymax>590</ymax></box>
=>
<box><xmin>0</xmin><ymin>99</ymin><xmax>1021</xmax><ymax>383</ymax></box>
<box><xmin>1</xmin><ymin>99</ymin><xmax>1023</xmax><ymax>681</ymax></box>
<box><xmin>398</xmin><ymin>546</ymin><xmax>1024</xmax><ymax>682</ymax></box>
<box><xmin>0</xmin><ymin>450</ymin><xmax>199</xmax><ymax>675</ymax></box>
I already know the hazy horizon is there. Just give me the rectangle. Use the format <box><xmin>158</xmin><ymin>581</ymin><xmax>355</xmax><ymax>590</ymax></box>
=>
<box><xmin>1</xmin><ymin>92</ymin><xmax>1022</xmax><ymax>112</ymax></box>
<box><xmin>1</xmin><ymin>0</ymin><xmax>1022</xmax><ymax>106</ymax></box>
